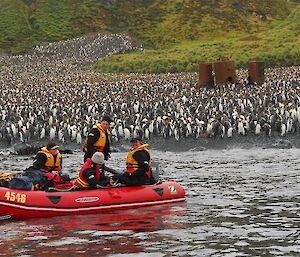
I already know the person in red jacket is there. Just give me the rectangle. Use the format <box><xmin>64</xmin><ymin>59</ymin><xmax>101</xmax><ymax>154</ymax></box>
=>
<box><xmin>75</xmin><ymin>152</ymin><xmax>116</xmax><ymax>189</ymax></box>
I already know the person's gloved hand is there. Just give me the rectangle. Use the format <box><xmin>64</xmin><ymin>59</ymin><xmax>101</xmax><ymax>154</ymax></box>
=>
<box><xmin>52</xmin><ymin>170</ymin><xmax>59</xmax><ymax>175</ymax></box>
<box><xmin>60</xmin><ymin>174</ymin><xmax>71</xmax><ymax>182</ymax></box>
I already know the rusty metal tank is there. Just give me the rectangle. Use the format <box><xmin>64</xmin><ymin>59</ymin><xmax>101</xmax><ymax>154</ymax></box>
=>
<box><xmin>214</xmin><ymin>60</ymin><xmax>236</xmax><ymax>84</ymax></box>
<box><xmin>198</xmin><ymin>62</ymin><xmax>214</xmax><ymax>88</ymax></box>
<box><xmin>248</xmin><ymin>61</ymin><xmax>265</xmax><ymax>85</ymax></box>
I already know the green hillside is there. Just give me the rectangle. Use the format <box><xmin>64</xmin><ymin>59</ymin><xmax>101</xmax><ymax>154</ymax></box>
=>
<box><xmin>96</xmin><ymin>5</ymin><xmax>300</xmax><ymax>73</ymax></box>
<box><xmin>0</xmin><ymin>0</ymin><xmax>111</xmax><ymax>52</ymax></box>
<box><xmin>0</xmin><ymin>0</ymin><xmax>299</xmax><ymax>72</ymax></box>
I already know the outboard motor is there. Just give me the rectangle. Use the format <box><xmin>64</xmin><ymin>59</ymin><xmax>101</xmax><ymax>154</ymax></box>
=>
<box><xmin>151</xmin><ymin>161</ymin><xmax>160</xmax><ymax>183</ymax></box>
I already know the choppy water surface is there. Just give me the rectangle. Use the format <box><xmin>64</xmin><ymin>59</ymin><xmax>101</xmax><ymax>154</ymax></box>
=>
<box><xmin>0</xmin><ymin>147</ymin><xmax>299</xmax><ymax>257</ymax></box>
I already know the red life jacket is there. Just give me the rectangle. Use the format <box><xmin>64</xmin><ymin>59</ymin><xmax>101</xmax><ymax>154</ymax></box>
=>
<box><xmin>74</xmin><ymin>158</ymin><xmax>101</xmax><ymax>188</ymax></box>
<box><xmin>39</xmin><ymin>169</ymin><xmax>63</xmax><ymax>184</ymax></box>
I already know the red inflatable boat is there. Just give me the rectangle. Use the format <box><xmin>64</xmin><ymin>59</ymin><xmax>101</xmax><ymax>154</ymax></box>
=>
<box><xmin>0</xmin><ymin>181</ymin><xmax>185</xmax><ymax>220</ymax></box>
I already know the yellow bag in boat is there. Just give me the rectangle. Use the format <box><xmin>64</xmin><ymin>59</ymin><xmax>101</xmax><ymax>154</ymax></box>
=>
<box><xmin>0</xmin><ymin>172</ymin><xmax>16</xmax><ymax>187</ymax></box>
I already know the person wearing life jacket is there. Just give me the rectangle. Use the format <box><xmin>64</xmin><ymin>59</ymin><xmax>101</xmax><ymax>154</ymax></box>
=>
<box><xmin>112</xmin><ymin>137</ymin><xmax>152</xmax><ymax>186</ymax></box>
<box><xmin>31</xmin><ymin>142</ymin><xmax>70</xmax><ymax>188</ymax></box>
<box><xmin>74</xmin><ymin>152</ymin><xmax>116</xmax><ymax>189</ymax></box>
<box><xmin>83</xmin><ymin>116</ymin><xmax>112</xmax><ymax>162</ymax></box>
<box><xmin>33</xmin><ymin>142</ymin><xmax>62</xmax><ymax>172</ymax></box>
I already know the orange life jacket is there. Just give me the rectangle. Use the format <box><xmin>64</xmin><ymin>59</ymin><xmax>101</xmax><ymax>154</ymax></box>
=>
<box><xmin>74</xmin><ymin>158</ymin><xmax>101</xmax><ymax>188</ymax></box>
<box><xmin>84</xmin><ymin>124</ymin><xmax>111</xmax><ymax>152</ymax></box>
<box><xmin>38</xmin><ymin>147</ymin><xmax>62</xmax><ymax>171</ymax></box>
<box><xmin>126</xmin><ymin>144</ymin><xmax>151</xmax><ymax>178</ymax></box>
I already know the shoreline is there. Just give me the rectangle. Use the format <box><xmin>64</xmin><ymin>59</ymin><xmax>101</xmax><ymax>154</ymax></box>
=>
<box><xmin>142</xmin><ymin>134</ymin><xmax>298</xmax><ymax>152</ymax></box>
<box><xmin>1</xmin><ymin>133</ymin><xmax>298</xmax><ymax>156</ymax></box>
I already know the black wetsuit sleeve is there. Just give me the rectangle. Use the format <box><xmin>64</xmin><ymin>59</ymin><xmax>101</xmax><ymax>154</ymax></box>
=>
<box><xmin>103</xmin><ymin>130</ymin><xmax>110</xmax><ymax>160</ymax></box>
<box><xmin>32</xmin><ymin>153</ymin><xmax>47</xmax><ymax>170</ymax></box>
<box><xmin>82</xmin><ymin>167</ymin><xmax>110</xmax><ymax>187</ymax></box>
<box><xmin>131</xmin><ymin>150</ymin><xmax>150</xmax><ymax>178</ymax></box>
<box><xmin>86</xmin><ymin>128</ymin><xmax>100</xmax><ymax>153</ymax></box>
<box><xmin>102</xmin><ymin>164</ymin><xmax>118</xmax><ymax>175</ymax></box>
<box><xmin>82</xmin><ymin>168</ymin><xmax>98</xmax><ymax>188</ymax></box>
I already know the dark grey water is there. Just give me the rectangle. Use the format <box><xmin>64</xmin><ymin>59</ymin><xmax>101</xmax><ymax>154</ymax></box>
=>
<box><xmin>0</xmin><ymin>148</ymin><xmax>299</xmax><ymax>257</ymax></box>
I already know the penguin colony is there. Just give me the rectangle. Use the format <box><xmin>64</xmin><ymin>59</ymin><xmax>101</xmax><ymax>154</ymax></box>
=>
<box><xmin>0</xmin><ymin>33</ymin><xmax>300</xmax><ymax>146</ymax></box>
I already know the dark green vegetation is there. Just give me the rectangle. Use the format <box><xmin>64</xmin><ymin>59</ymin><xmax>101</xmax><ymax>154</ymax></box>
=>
<box><xmin>0</xmin><ymin>0</ymin><xmax>299</xmax><ymax>73</ymax></box>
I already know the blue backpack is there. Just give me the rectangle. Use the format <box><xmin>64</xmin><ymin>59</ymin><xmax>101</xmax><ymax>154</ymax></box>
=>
<box><xmin>9</xmin><ymin>169</ymin><xmax>48</xmax><ymax>190</ymax></box>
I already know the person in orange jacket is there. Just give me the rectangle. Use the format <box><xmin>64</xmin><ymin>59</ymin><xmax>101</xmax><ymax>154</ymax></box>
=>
<box><xmin>112</xmin><ymin>137</ymin><xmax>152</xmax><ymax>186</ymax></box>
<box><xmin>31</xmin><ymin>142</ymin><xmax>69</xmax><ymax>187</ymax></box>
<box><xmin>33</xmin><ymin>142</ymin><xmax>62</xmax><ymax>172</ymax></box>
<box><xmin>83</xmin><ymin>116</ymin><xmax>112</xmax><ymax>162</ymax></box>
